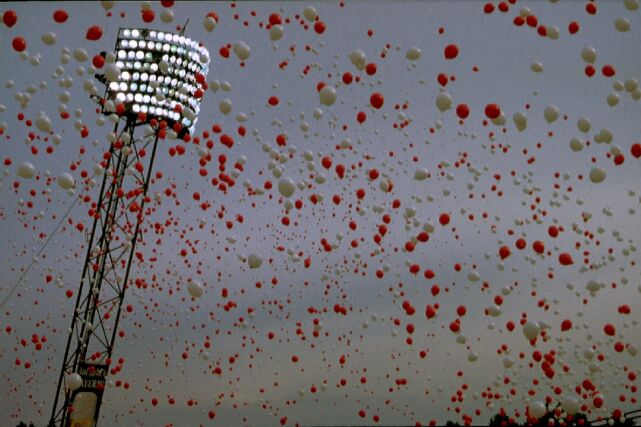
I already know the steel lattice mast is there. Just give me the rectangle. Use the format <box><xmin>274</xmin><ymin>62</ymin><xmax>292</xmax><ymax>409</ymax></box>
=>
<box><xmin>49</xmin><ymin>27</ymin><xmax>209</xmax><ymax>427</ymax></box>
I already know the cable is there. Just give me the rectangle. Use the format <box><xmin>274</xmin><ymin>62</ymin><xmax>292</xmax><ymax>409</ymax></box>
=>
<box><xmin>0</xmin><ymin>190</ymin><xmax>82</xmax><ymax>310</ymax></box>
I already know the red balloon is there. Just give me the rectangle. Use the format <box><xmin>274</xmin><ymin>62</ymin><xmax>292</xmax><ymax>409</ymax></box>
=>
<box><xmin>456</xmin><ymin>104</ymin><xmax>470</xmax><ymax>119</ymax></box>
<box><xmin>314</xmin><ymin>21</ymin><xmax>326</xmax><ymax>34</ymax></box>
<box><xmin>53</xmin><ymin>9</ymin><xmax>69</xmax><ymax>23</ymax></box>
<box><xmin>269</xmin><ymin>13</ymin><xmax>282</xmax><ymax>26</ymax></box>
<box><xmin>558</xmin><ymin>252</ymin><xmax>573</xmax><ymax>266</ymax></box>
<box><xmin>560</xmin><ymin>319</ymin><xmax>572</xmax><ymax>331</ymax></box>
<box><xmin>485</xmin><ymin>103</ymin><xmax>501</xmax><ymax>119</ymax></box>
<box><xmin>12</xmin><ymin>37</ymin><xmax>26</xmax><ymax>52</ymax></box>
<box><xmin>499</xmin><ymin>245</ymin><xmax>511</xmax><ymax>260</ymax></box>
<box><xmin>92</xmin><ymin>54</ymin><xmax>105</xmax><ymax>69</ymax></box>
<box><xmin>630</xmin><ymin>143</ymin><xmax>641</xmax><ymax>158</ymax></box>
<box><xmin>142</xmin><ymin>9</ymin><xmax>155</xmax><ymax>23</ymax></box>
<box><xmin>444</xmin><ymin>44</ymin><xmax>459</xmax><ymax>60</ymax></box>
<box><xmin>2</xmin><ymin>10</ymin><xmax>17</xmax><ymax>27</ymax></box>
<box><xmin>603</xmin><ymin>324</ymin><xmax>616</xmax><ymax>336</ymax></box>
<box><xmin>532</xmin><ymin>240</ymin><xmax>545</xmax><ymax>254</ymax></box>
<box><xmin>86</xmin><ymin>25</ymin><xmax>103</xmax><ymax>41</ymax></box>
<box><xmin>370</xmin><ymin>92</ymin><xmax>384</xmax><ymax>109</ymax></box>
<box><xmin>439</xmin><ymin>213</ymin><xmax>450</xmax><ymax>226</ymax></box>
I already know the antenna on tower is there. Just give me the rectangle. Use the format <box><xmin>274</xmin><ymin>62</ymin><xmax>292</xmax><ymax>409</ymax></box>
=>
<box><xmin>179</xmin><ymin>19</ymin><xmax>190</xmax><ymax>36</ymax></box>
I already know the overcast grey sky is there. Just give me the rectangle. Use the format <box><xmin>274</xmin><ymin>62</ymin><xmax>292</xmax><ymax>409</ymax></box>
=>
<box><xmin>1</xmin><ymin>1</ymin><xmax>641</xmax><ymax>426</ymax></box>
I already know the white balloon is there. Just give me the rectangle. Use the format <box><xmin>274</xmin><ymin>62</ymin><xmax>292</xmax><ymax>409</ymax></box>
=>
<box><xmin>624</xmin><ymin>78</ymin><xmax>638</xmax><ymax>92</ymax></box>
<box><xmin>248</xmin><ymin>253</ymin><xmax>263</xmax><ymax>269</ymax></box>
<box><xmin>606</xmin><ymin>93</ymin><xmax>619</xmax><ymax>107</ymax></box>
<box><xmin>530</xmin><ymin>401</ymin><xmax>546</xmax><ymax>419</ymax></box>
<box><xmin>66</xmin><ymin>373</ymin><xmax>83</xmax><ymax>391</ymax></box>
<box><xmin>57</xmin><ymin>173</ymin><xmax>75</xmax><ymax>190</ymax></box>
<box><xmin>187</xmin><ymin>281</ymin><xmax>204</xmax><ymax>298</ymax></box>
<box><xmin>219</xmin><ymin>99</ymin><xmax>232</xmax><ymax>115</ymax></box>
<box><xmin>577</xmin><ymin>117</ymin><xmax>591</xmax><ymax>133</ymax></box>
<box><xmin>581</xmin><ymin>47</ymin><xmax>597</xmax><ymax>64</ymax></box>
<box><xmin>73</xmin><ymin>48</ymin><xmax>88</xmax><ymax>62</ymax></box>
<box><xmin>319</xmin><ymin>86</ymin><xmax>337</xmax><ymax>106</ymax></box>
<box><xmin>531</xmin><ymin>61</ymin><xmax>543</xmax><ymax>73</ymax></box>
<box><xmin>561</xmin><ymin>396</ymin><xmax>580</xmax><ymax>415</ymax></box>
<box><xmin>406</xmin><ymin>47</ymin><xmax>421</xmax><ymax>61</ymax></box>
<box><xmin>513</xmin><ymin>112</ymin><xmax>527</xmax><ymax>132</ymax></box>
<box><xmin>303</xmin><ymin>6</ymin><xmax>318</xmax><ymax>21</ymax></box>
<box><xmin>17</xmin><ymin>162</ymin><xmax>36</xmax><ymax>179</ymax></box>
<box><xmin>233</xmin><ymin>41</ymin><xmax>251</xmax><ymax>60</ymax></box>
<box><xmin>104</xmin><ymin>63</ymin><xmax>121</xmax><ymax>82</ymax></box>
<box><xmin>589</xmin><ymin>167</ymin><xmax>606</xmax><ymax>184</ymax></box>
<box><xmin>278</xmin><ymin>177</ymin><xmax>296</xmax><ymax>198</ymax></box>
<box><xmin>624</xmin><ymin>0</ymin><xmax>639</xmax><ymax>10</ymax></box>
<box><xmin>160</xmin><ymin>9</ymin><xmax>174</xmax><ymax>23</ymax></box>
<box><xmin>615</xmin><ymin>18</ymin><xmax>630</xmax><ymax>32</ymax></box>
<box><xmin>204</xmin><ymin>16</ymin><xmax>217</xmax><ymax>32</ymax></box>
<box><xmin>435</xmin><ymin>92</ymin><xmax>452</xmax><ymax>112</ymax></box>
<box><xmin>36</xmin><ymin>113</ymin><xmax>52</xmax><ymax>133</ymax></box>
<box><xmin>569</xmin><ymin>138</ymin><xmax>584</xmax><ymax>152</ymax></box>
<box><xmin>41</xmin><ymin>32</ymin><xmax>57</xmax><ymax>46</ymax></box>
<box><xmin>414</xmin><ymin>168</ymin><xmax>428</xmax><ymax>181</ymax></box>
<box><xmin>543</xmin><ymin>106</ymin><xmax>559</xmax><ymax>123</ymax></box>
<box><xmin>270</xmin><ymin>25</ymin><xmax>284</xmax><ymax>41</ymax></box>
<box><xmin>100</xmin><ymin>1</ymin><xmax>115</xmax><ymax>10</ymax></box>
<box><xmin>522</xmin><ymin>320</ymin><xmax>539</xmax><ymax>341</ymax></box>
<box><xmin>348</xmin><ymin>50</ymin><xmax>367</xmax><ymax>71</ymax></box>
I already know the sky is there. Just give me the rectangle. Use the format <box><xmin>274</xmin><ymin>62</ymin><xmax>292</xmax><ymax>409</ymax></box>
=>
<box><xmin>1</xmin><ymin>1</ymin><xmax>641</xmax><ymax>426</ymax></box>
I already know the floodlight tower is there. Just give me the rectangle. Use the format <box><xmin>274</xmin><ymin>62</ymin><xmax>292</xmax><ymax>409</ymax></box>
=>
<box><xmin>49</xmin><ymin>27</ymin><xmax>209</xmax><ymax>427</ymax></box>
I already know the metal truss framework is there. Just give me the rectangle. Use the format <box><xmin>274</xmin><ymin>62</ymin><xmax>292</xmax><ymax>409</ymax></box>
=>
<box><xmin>49</xmin><ymin>117</ymin><xmax>160</xmax><ymax>427</ymax></box>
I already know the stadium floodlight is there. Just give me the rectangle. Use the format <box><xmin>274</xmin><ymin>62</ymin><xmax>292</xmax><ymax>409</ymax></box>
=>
<box><xmin>49</xmin><ymin>27</ymin><xmax>208</xmax><ymax>427</ymax></box>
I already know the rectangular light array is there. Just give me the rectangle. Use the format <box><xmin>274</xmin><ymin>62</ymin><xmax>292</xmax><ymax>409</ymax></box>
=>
<box><xmin>107</xmin><ymin>28</ymin><xmax>209</xmax><ymax>134</ymax></box>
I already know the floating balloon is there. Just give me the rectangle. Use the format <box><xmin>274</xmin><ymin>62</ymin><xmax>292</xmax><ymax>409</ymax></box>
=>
<box><xmin>349</xmin><ymin>50</ymin><xmax>366</xmax><ymax>71</ymax></box>
<box><xmin>219</xmin><ymin>99</ymin><xmax>232</xmax><ymax>115</ymax></box>
<box><xmin>406</xmin><ymin>47</ymin><xmax>421</xmax><ymax>61</ymax></box>
<box><xmin>370</xmin><ymin>92</ymin><xmax>384</xmax><ymax>109</ymax></box>
<box><xmin>41</xmin><ymin>32</ymin><xmax>57</xmax><ymax>45</ymax></box>
<box><xmin>581</xmin><ymin>46</ymin><xmax>596</xmax><ymax>63</ymax></box>
<box><xmin>303</xmin><ymin>6</ymin><xmax>318</xmax><ymax>21</ymax></box>
<box><xmin>615</xmin><ymin>18</ymin><xmax>630</xmax><ymax>32</ymax></box>
<box><xmin>278</xmin><ymin>177</ymin><xmax>296</xmax><ymax>198</ymax></box>
<box><xmin>543</xmin><ymin>106</ymin><xmax>559</xmax><ymax>123</ymax></box>
<box><xmin>522</xmin><ymin>320</ymin><xmax>539</xmax><ymax>341</ymax></box>
<box><xmin>17</xmin><ymin>162</ymin><xmax>36</xmax><ymax>179</ymax></box>
<box><xmin>187</xmin><ymin>280</ymin><xmax>204</xmax><ymax>298</ymax></box>
<box><xmin>36</xmin><ymin>113</ymin><xmax>52</xmax><ymax>133</ymax></box>
<box><xmin>12</xmin><ymin>37</ymin><xmax>27</xmax><ymax>53</ymax></box>
<box><xmin>204</xmin><ymin>16</ymin><xmax>217</xmax><ymax>32</ymax></box>
<box><xmin>589</xmin><ymin>166</ymin><xmax>606</xmax><ymax>183</ymax></box>
<box><xmin>530</xmin><ymin>401</ymin><xmax>546</xmax><ymax>419</ymax></box>
<box><xmin>577</xmin><ymin>117</ymin><xmax>591</xmax><ymax>133</ymax></box>
<box><xmin>233</xmin><ymin>41</ymin><xmax>251</xmax><ymax>60</ymax></box>
<box><xmin>57</xmin><ymin>173</ymin><xmax>75</xmax><ymax>190</ymax></box>
<box><xmin>270</xmin><ymin>25</ymin><xmax>284</xmax><ymax>41</ymax></box>
<box><xmin>414</xmin><ymin>169</ymin><xmax>428</xmax><ymax>181</ymax></box>
<box><xmin>319</xmin><ymin>86</ymin><xmax>337</xmax><ymax>106</ymax></box>
<box><xmin>160</xmin><ymin>9</ymin><xmax>174</xmax><ymax>23</ymax></box>
<box><xmin>65</xmin><ymin>373</ymin><xmax>82</xmax><ymax>391</ymax></box>
<box><xmin>435</xmin><ymin>92</ymin><xmax>452</xmax><ymax>112</ymax></box>
<box><xmin>53</xmin><ymin>10</ymin><xmax>68</xmax><ymax>23</ymax></box>
<box><xmin>86</xmin><ymin>25</ymin><xmax>103</xmax><ymax>41</ymax></box>
<box><xmin>531</xmin><ymin>61</ymin><xmax>544</xmax><ymax>73</ymax></box>
<box><xmin>104</xmin><ymin>63</ymin><xmax>121</xmax><ymax>82</ymax></box>
<box><xmin>2</xmin><ymin>10</ymin><xmax>17</xmax><ymax>27</ymax></box>
<box><xmin>513</xmin><ymin>112</ymin><xmax>527</xmax><ymax>131</ymax></box>
<box><xmin>248</xmin><ymin>254</ymin><xmax>263</xmax><ymax>269</ymax></box>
